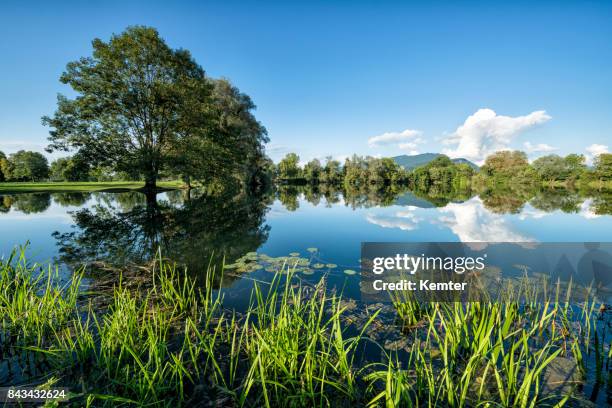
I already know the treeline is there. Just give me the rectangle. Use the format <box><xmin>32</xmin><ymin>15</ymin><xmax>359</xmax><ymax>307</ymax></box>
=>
<box><xmin>274</xmin><ymin>150</ymin><xmax>612</xmax><ymax>190</ymax></box>
<box><xmin>475</xmin><ymin>150</ymin><xmax>612</xmax><ymax>187</ymax></box>
<box><xmin>274</xmin><ymin>153</ymin><xmax>474</xmax><ymax>189</ymax></box>
<box><xmin>0</xmin><ymin>150</ymin><xmax>141</xmax><ymax>182</ymax></box>
<box><xmin>275</xmin><ymin>153</ymin><xmax>410</xmax><ymax>185</ymax></box>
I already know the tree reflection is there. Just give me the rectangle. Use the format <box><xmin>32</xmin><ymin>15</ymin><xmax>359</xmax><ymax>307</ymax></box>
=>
<box><xmin>478</xmin><ymin>185</ymin><xmax>535</xmax><ymax>214</ymax></box>
<box><xmin>590</xmin><ymin>192</ymin><xmax>612</xmax><ymax>215</ymax></box>
<box><xmin>530</xmin><ymin>189</ymin><xmax>584</xmax><ymax>213</ymax></box>
<box><xmin>53</xmin><ymin>188</ymin><xmax>272</xmax><ymax>285</ymax></box>
<box><xmin>4</xmin><ymin>193</ymin><xmax>52</xmax><ymax>214</ymax></box>
<box><xmin>52</xmin><ymin>192</ymin><xmax>91</xmax><ymax>207</ymax></box>
<box><xmin>276</xmin><ymin>183</ymin><xmax>419</xmax><ymax>210</ymax></box>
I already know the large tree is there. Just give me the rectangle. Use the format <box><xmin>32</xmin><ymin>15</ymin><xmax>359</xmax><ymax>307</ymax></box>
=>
<box><xmin>44</xmin><ymin>26</ymin><xmax>266</xmax><ymax>191</ymax></box>
<box><xmin>169</xmin><ymin>78</ymin><xmax>268</xmax><ymax>189</ymax></box>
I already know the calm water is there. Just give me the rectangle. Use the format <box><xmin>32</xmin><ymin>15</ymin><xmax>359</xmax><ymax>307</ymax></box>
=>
<box><xmin>1</xmin><ymin>186</ymin><xmax>611</xmax><ymax>292</ymax></box>
<box><xmin>2</xmin><ymin>186</ymin><xmax>612</xmax><ymax>404</ymax></box>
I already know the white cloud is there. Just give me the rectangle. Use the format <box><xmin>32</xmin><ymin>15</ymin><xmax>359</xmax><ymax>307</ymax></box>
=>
<box><xmin>523</xmin><ymin>141</ymin><xmax>558</xmax><ymax>154</ymax></box>
<box><xmin>366</xmin><ymin>209</ymin><xmax>422</xmax><ymax>231</ymax></box>
<box><xmin>442</xmin><ymin>108</ymin><xmax>551</xmax><ymax>165</ymax></box>
<box><xmin>585</xmin><ymin>143</ymin><xmax>609</xmax><ymax>165</ymax></box>
<box><xmin>368</xmin><ymin>129</ymin><xmax>422</xmax><ymax>148</ymax></box>
<box><xmin>398</xmin><ymin>137</ymin><xmax>425</xmax><ymax>155</ymax></box>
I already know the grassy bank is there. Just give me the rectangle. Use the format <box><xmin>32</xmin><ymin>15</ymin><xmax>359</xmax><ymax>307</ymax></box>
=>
<box><xmin>0</xmin><ymin>180</ymin><xmax>185</xmax><ymax>193</ymax></box>
<box><xmin>1</xmin><ymin>250</ymin><xmax>607</xmax><ymax>407</ymax></box>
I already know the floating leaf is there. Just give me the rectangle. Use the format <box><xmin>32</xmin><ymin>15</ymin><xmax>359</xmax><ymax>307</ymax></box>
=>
<box><xmin>313</xmin><ymin>263</ymin><xmax>325</xmax><ymax>269</ymax></box>
<box><xmin>344</xmin><ymin>269</ymin><xmax>357</xmax><ymax>276</ymax></box>
<box><xmin>325</xmin><ymin>263</ymin><xmax>337</xmax><ymax>269</ymax></box>
<box><xmin>301</xmin><ymin>268</ymin><xmax>315</xmax><ymax>275</ymax></box>
<box><xmin>224</xmin><ymin>263</ymin><xmax>240</xmax><ymax>269</ymax></box>
<box><xmin>306</xmin><ymin>247</ymin><xmax>318</xmax><ymax>253</ymax></box>
<box><xmin>289</xmin><ymin>252</ymin><xmax>300</xmax><ymax>257</ymax></box>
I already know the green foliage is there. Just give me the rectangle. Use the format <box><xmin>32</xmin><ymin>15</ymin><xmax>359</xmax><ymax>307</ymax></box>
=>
<box><xmin>342</xmin><ymin>155</ymin><xmax>407</xmax><ymax>186</ymax></box>
<box><xmin>43</xmin><ymin>26</ymin><xmax>268</xmax><ymax>191</ymax></box>
<box><xmin>480</xmin><ymin>150</ymin><xmax>531</xmax><ymax>179</ymax></box>
<box><xmin>50</xmin><ymin>154</ymin><xmax>91</xmax><ymax>181</ymax></box>
<box><xmin>321</xmin><ymin>157</ymin><xmax>343</xmax><ymax>184</ymax></box>
<box><xmin>302</xmin><ymin>158</ymin><xmax>322</xmax><ymax>181</ymax></box>
<box><xmin>408</xmin><ymin>154</ymin><xmax>473</xmax><ymax>194</ymax></box>
<box><xmin>593</xmin><ymin>153</ymin><xmax>612</xmax><ymax>181</ymax></box>
<box><xmin>6</xmin><ymin>150</ymin><xmax>50</xmax><ymax>181</ymax></box>
<box><xmin>169</xmin><ymin>79</ymin><xmax>269</xmax><ymax>189</ymax></box>
<box><xmin>277</xmin><ymin>153</ymin><xmax>302</xmax><ymax>180</ymax></box>
<box><xmin>532</xmin><ymin>154</ymin><xmax>586</xmax><ymax>183</ymax></box>
<box><xmin>0</xmin><ymin>150</ymin><xmax>11</xmax><ymax>181</ymax></box>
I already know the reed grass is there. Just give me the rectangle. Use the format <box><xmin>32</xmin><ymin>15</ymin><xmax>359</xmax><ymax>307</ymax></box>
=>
<box><xmin>1</xmin><ymin>248</ymin><xmax>609</xmax><ymax>407</ymax></box>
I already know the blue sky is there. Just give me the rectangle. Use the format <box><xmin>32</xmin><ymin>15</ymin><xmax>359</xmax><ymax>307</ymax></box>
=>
<box><xmin>0</xmin><ymin>0</ymin><xmax>610</xmax><ymax>165</ymax></box>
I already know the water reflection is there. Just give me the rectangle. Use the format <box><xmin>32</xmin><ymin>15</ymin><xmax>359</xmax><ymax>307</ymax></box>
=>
<box><xmin>1</xmin><ymin>193</ymin><xmax>52</xmax><ymax>214</ymax></box>
<box><xmin>0</xmin><ymin>184</ymin><xmax>610</xmax><ymax>280</ymax></box>
<box><xmin>274</xmin><ymin>183</ymin><xmax>612</xmax><ymax>217</ymax></box>
<box><xmin>52</xmin><ymin>189</ymin><xmax>272</xmax><ymax>284</ymax></box>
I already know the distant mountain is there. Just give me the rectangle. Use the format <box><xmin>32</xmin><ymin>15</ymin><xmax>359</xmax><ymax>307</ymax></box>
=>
<box><xmin>392</xmin><ymin>153</ymin><xmax>479</xmax><ymax>170</ymax></box>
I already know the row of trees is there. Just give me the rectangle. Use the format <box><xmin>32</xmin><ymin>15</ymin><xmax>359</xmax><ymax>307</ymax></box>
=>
<box><xmin>275</xmin><ymin>150</ymin><xmax>612</xmax><ymax>189</ymax></box>
<box><xmin>277</xmin><ymin>153</ymin><xmax>344</xmax><ymax>184</ymax></box>
<box><xmin>478</xmin><ymin>150</ymin><xmax>612</xmax><ymax>184</ymax></box>
<box><xmin>0</xmin><ymin>150</ymin><xmax>118</xmax><ymax>182</ymax></box>
<box><xmin>276</xmin><ymin>153</ymin><xmax>406</xmax><ymax>185</ymax></box>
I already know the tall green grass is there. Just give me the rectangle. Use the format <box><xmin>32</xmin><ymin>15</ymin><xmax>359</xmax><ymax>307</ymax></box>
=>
<box><xmin>1</xmin><ymin>249</ymin><xmax>608</xmax><ymax>407</ymax></box>
<box><xmin>370</xmin><ymin>277</ymin><xmax>607</xmax><ymax>408</ymax></box>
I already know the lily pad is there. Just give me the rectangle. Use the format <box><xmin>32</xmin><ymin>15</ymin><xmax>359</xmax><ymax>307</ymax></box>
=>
<box><xmin>344</xmin><ymin>269</ymin><xmax>357</xmax><ymax>276</ymax></box>
<box><xmin>289</xmin><ymin>252</ymin><xmax>300</xmax><ymax>257</ymax></box>
<box><xmin>313</xmin><ymin>263</ymin><xmax>325</xmax><ymax>269</ymax></box>
<box><xmin>325</xmin><ymin>263</ymin><xmax>337</xmax><ymax>269</ymax></box>
<box><xmin>306</xmin><ymin>247</ymin><xmax>318</xmax><ymax>253</ymax></box>
<box><xmin>223</xmin><ymin>263</ymin><xmax>240</xmax><ymax>269</ymax></box>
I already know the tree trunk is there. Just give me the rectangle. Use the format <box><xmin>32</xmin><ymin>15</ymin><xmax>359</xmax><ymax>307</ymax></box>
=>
<box><xmin>144</xmin><ymin>172</ymin><xmax>157</xmax><ymax>192</ymax></box>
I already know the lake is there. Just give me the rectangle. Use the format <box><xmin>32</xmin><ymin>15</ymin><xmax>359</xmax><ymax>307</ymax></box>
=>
<box><xmin>2</xmin><ymin>185</ymin><xmax>612</xmax><ymax>405</ymax></box>
<box><xmin>1</xmin><ymin>186</ymin><xmax>611</xmax><ymax>296</ymax></box>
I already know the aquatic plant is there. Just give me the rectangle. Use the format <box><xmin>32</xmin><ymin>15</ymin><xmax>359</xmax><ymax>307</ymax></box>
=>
<box><xmin>1</xmin><ymin>248</ymin><xmax>609</xmax><ymax>406</ymax></box>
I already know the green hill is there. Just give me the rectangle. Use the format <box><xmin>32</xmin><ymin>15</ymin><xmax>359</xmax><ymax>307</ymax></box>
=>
<box><xmin>392</xmin><ymin>153</ymin><xmax>479</xmax><ymax>170</ymax></box>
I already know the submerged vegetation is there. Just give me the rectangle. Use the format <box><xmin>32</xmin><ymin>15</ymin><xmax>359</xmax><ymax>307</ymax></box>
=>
<box><xmin>1</xmin><ymin>248</ymin><xmax>610</xmax><ymax>406</ymax></box>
